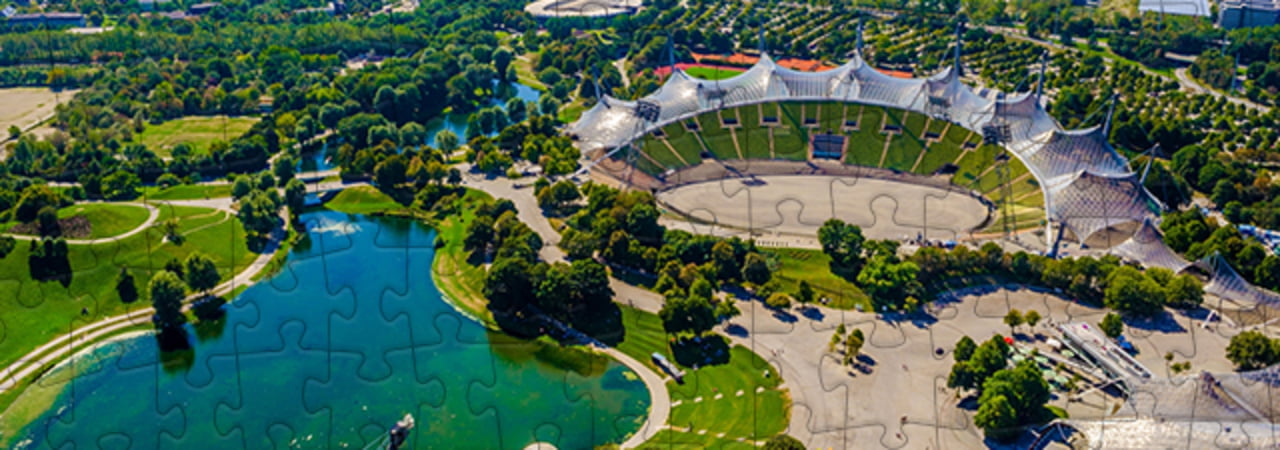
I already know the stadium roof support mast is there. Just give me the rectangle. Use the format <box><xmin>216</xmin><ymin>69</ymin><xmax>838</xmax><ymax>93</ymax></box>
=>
<box><xmin>1035</xmin><ymin>52</ymin><xmax>1048</xmax><ymax>101</ymax></box>
<box><xmin>1103</xmin><ymin>93</ymin><xmax>1118</xmax><ymax>136</ymax></box>
<box><xmin>953</xmin><ymin>20</ymin><xmax>963</xmax><ymax>76</ymax></box>
<box><xmin>855</xmin><ymin>19</ymin><xmax>864</xmax><ymax>54</ymax></box>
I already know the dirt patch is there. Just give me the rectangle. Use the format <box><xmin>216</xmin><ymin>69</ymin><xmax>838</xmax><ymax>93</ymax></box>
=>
<box><xmin>0</xmin><ymin>88</ymin><xmax>78</xmax><ymax>138</ymax></box>
<box><xmin>8</xmin><ymin>215</ymin><xmax>91</xmax><ymax>238</ymax></box>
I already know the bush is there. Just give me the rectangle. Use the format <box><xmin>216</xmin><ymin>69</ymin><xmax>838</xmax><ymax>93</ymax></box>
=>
<box><xmin>766</xmin><ymin>292</ymin><xmax>793</xmax><ymax>309</ymax></box>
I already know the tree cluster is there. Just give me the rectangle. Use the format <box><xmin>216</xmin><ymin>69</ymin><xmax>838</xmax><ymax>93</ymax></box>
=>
<box><xmin>910</xmin><ymin>242</ymin><xmax>1202</xmax><ymax>317</ymax></box>
<box><xmin>948</xmin><ymin>335</ymin><xmax>1052</xmax><ymax>442</ymax></box>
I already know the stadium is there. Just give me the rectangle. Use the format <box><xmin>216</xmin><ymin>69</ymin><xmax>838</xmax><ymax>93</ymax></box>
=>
<box><xmin>569</xmin><ymin>31</ymin><xmax>1158</xmax><ymax>252</ymax></box>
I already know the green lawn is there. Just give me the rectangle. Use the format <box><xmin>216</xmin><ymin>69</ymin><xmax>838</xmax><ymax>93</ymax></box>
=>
<box><xmin>765</xmin><ymin>247</ymin><xmax>870</xmax><ymax>310</ymax></box>
<box><xmin>639</xmin><ymin>133</ymin><xmax>690</xmax><ymax>170</ymax></box>
<box><xmin>880</xmin><ymin>111</ymin><xmax>926</xmax><ymax>172</ymax></box>
<box><xmin>136</xmin><ymin>116</ymin><xmax>259</xmax><ymax>156</ymax></box>
<box><xmin>845</xmin><ymin>106</ymin><xmax>888</xmax><ymax>167</ymax></box>
<box><xmin>695</xmin><ymin>114</ymin><xmax>739</xmax><ymax>160</ymax></box>
<box><xmin>683</xmin><ymin>66</ymin><xmax>745</xmax><ymax>80</ymax></box>
<box><xmin>914</xmin><ymin>124</ymin><xmax>970</xmax><ymax>175</ymax></box>
<box><xmin>142</xmin><ymin>183</ymin><xmax>233</xmax><ymax>200</ymax></box>
<box><xmin>773</xmin><ymin>103</ymin><xmax>811</xmax><ymax>161</ymax></box>
<box><xmin>736</xmin><ymin>105</ymin><xmax>772</xmax><ymax>160</ymax></box>
<box><xmin>429</xmin><ymin>189</ymin><xmax>497</xmax><ymax>326</ymax></box>
<box><xmin>324</xmin><ymin>186</ymin><xmax>406</xmax><ymax>215</ymax></box>
<box><xmin>661</xmin><ymin>122</ymin><xmax>705</xmax><ymax>165</ymax></box>
<box><xmin>615</xmin><ymin>308</ymin><xmax>790</xmax><ymax>448</ymax></box>
<box><xmin>54</xmin><ymin>203</ymin><xmax>151</xmax><ymax>239</ymax></box>
<box><xmin>0</xmin><ymin>203</ymin><xmax>258</xmax><ymax>370</ymax></box>
<box><xmin>657</xmin><ymin>345</ymin><xmax>788</xmax><ymax>448</ymax></box>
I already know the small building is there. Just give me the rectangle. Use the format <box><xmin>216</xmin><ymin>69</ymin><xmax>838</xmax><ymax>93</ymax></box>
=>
<box><xmin>187</xmin><ymin>2</ymin><xmax>221</xmax><ymax>15</ymax></box>
<box><xmin>1056</xmin><ymin>322</ymin><xmax>1152</xmax><ymax>385</ymax></box>
<box><xmin>1219</xmin><ymin>0</ymin><xmax>1280</xmax><ymax>29</ymax></box>
<box><xmin>6</xmin><ymin>12</ymin><xmax>86</xmax><ymax>28</ymax></box>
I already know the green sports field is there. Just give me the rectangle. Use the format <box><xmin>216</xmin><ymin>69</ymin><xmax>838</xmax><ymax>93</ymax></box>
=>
<box><xmin>136</xmin><ymin>116</ymin><xmax>260</xmax><ymax>157</ymax></box>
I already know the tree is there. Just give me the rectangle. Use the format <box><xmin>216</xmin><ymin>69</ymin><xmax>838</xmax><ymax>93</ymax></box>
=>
<box><xmin>102</xmin><ymin>170</ymin><xmax>140</xmax><ymax>200</ymax></box>
<box><xmin>762</xmin><ymin>434</ymin><xmax>805</xmax><ymax>450</ymax></box>
<box><xmin>1165</xmin><ymin>275</ymin><xmax>1204</xmax><ymax>308</ymax></box>
<box><xmin>236</xmin><ymin>190</ymin><xmax>281</xmax><ymax>239</ymax></box>
<box><xmin>284</xmin><ymin>178</ymin><xmax>306</xmax><ymax>215</ymax></box>
<box><xmin>856</xmin><ymin>255</ymin><xmax>921</xmax><ymax>311</ymax></box>
<box><xmin>660</xmin><ymin>295</ymin><xmax>717</xmax><ymax>335</ymax></box>
<box><xmin>710</xmin><ymin>241</ymin><xmax>740</xmax><ymax>282</ymax></box>
<box><xmin>257</xmin><ymin>172</ymin><xmax>276</xmax><ymax>191</ymax></box>
<box><xmin>116</xmin><ymin>267</ymin><xmax>138</xmax><ymax>303</ymax></box>
<box><xmin>1104</xmin><ymin>266</ymin><xmax>1165</xmax><ymax>317</ymax></box>
<box><xmin>1024</xmin><ymin>310</ymin><xmax>1041</xmax><ymax>330</ymax></box>
<box><xmin>973</xmin><ymin>394</ymin><xmax>1018</xmax><ymax>442</ymax></box>
<box><xmin>741</xmin><ymin>252</ymin><xmax>771</xmax><ymax>285</ymax></box>
<box><xmin>954</xmin><ymin>336</ymin><xmax>976</xmax><ymax>362</ymax></box>
<box><xmin>493</xmin><ymin>48</ymin><xmax>514</xmax><ymax>80</ymax></box>
<box><xmin>375</xmin><ymin>154</ymin><xmax>408</xmax><ymax>188</ymax></box>
<box><xmin>817</xmin><ymin>219</ymin><xmax>865</xmax><ymax>270</ymax></box>
<box><xmin>1226</xmin><ymin>330</ymin><xmax>1280</xmax><ymax>371</ymax></box>
<box><xmin>36</xmin><ymin>205</ymin><xmax>60</xmax><ymax>237</ymax></box>
<box><xmin>1003</xmin><ymin>309</ymin><xmax>1023</xmax><ymax>334</ymax></box>
<box><xmin>272</xmin><ymin>156</ymin><xmax>296</xmax><ymax>184</ymax></box>
<box><xmin>1099</xmin><ymin>313</ymin><xmax>1124</xmax><ymax>339</ymax></box>
<box><xmin>568</xmin><ymin>259</ymin><xmax>614</xmax><ymax>307</ymax></box>
<box><xmin>184</xmin><ymin>253</ymin><xmax>221</xmax><ymax>296</ymax></box>
<box><xmin>436</xmin><ymin>129</ymin><xmax>460</xmax><ymax>153</ymax></box>
<box><xmin>231</xmin><ymin>175</ymin><xmax>254</xmax><ymax>199</ymax></box>
<box><xmin>797</xmin><ymin>280</ymin><xmax>815</xmax><ymax>304</ymax></box>
<box><xmin>484</xmin><ymin>257</ymin><xmax>534</xmax><ymax>311</ymax></box>
<box><xmin>766</xmin><ymin>292</ymin><xmax>793</xmax><ymax>309</ymax></box>
<box><xmin>846</xmin><ymin>328</ymin><xmax>865</xmax><ymax>359</ymax></box>
<box><xmin>149</xmin><ymin>271</ymin><xmax>187</xmax><ymax>330</ymax></box>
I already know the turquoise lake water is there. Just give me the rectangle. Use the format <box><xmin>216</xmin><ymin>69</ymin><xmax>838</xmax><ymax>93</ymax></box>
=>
<box><xmin>11</xmin><ymin>211</ymin><xmax>647</xmax><ymax>449</ymax></box>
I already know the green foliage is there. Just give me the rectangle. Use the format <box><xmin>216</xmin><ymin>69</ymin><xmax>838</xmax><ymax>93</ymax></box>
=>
<box><xmin>762</xmin><ymin>434</ymin><xmax>805</xmax><ymax>450</ymax></box>
<box><xmin>741</xmin><ymin>252</ymin><xmax>772</xmax><ymax>285</ymax></box>
<box><xmin>183</xmin><ymin>253</ymin><xmax>221</xmax><ymax>295</ymax></box>
<box><xmin>284</xmin><ymin>178</ymin><xmax>306</xmax><ymax>214</ymax></box>
<box><xmin>1099</xmin><ymin>313</ymin><xmax>1124</xmax><ymax>339</ymax></box>
<box><xmin>1003</xmin><ymin>309</ymin><xmax>1023</xmax><ymax>332</ymax></box>
<box><xmin>115</xmin><ymin>267</ymin><xmax>138</xmax><ymax>303</ymax></box>
<box><xmin>817</xmin><ymin>218</ymin><xmax>865</xmax><ymax>272</ymax></box>
<box><xmin>235</xmin><ymin>189</ymin><xmax>281</xmax><ymax>239</ymax></box>
<box><xmin>954</xmin><ymin>336</ymin><xmax>976</xmax><ymax>362</ymax></box>
<box><xmin>765</xmin><ymin>292</ymin><xmax>793</xmax><ymax>309</ymax></box>
<box><xmin>1226</xmin><ymin>330</ymin><xmax>1280</xmax><ymax>371</ymax></box>
<box><xmin>976</xmin><ymin>360</ymin><xmax>1052</xmax><ymax>442</ymax></box>
<box><xmin>660</xmin><ymin>294</ymin><xmax>717</xmax><ymax>336</ymax></box>
<box><xmin>148</xmin><ymin>270</ymin><xmax>187</xmax><ymax>330</ymax></box>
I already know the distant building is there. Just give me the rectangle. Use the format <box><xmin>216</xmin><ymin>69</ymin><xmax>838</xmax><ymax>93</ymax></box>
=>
<box><xmin>187</xmin><ymin>2</ymin><xmax>221</xmax><ymax>15</ymax></box>
<box><xmin>1219</xmin><ymin>0</ymin><xmax>1280</xmax><ymax>29</ymax></box>
<box><xmin>1138</xmin><ymin>0</ymin><xmax>1211</xmax><ymax>16</ymax></box>
<box><xmin>1</xmin><ymin>6</ymin><xmax>16</xmax><ymax>18</ymax></box>
<box><xmin>5</xmin><ymin>12</ymin><xmax>86</xmax><ymax>28</ymax></box>
<box><xmin>293</xmin><ymin>1</ymin><xmax>343</xmax><ymax>16</ymax></box>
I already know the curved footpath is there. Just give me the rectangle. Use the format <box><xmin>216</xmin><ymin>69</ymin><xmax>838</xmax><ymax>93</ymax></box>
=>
<box><xmin>7</xmin><ymin>202</ymin><xmax>159</xmax><ymax>244</ymax></box>
<box><xmin>0</xmin><ymin>211</ymin><xmax>285</xmax><ymax>393</ymax></box>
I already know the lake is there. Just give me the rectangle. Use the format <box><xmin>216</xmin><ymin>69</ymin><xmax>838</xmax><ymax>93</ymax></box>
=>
<box><xmin>5</xmin><ymin>211</ymin><xmax>647</xmax><ymax>449</ymax></box>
